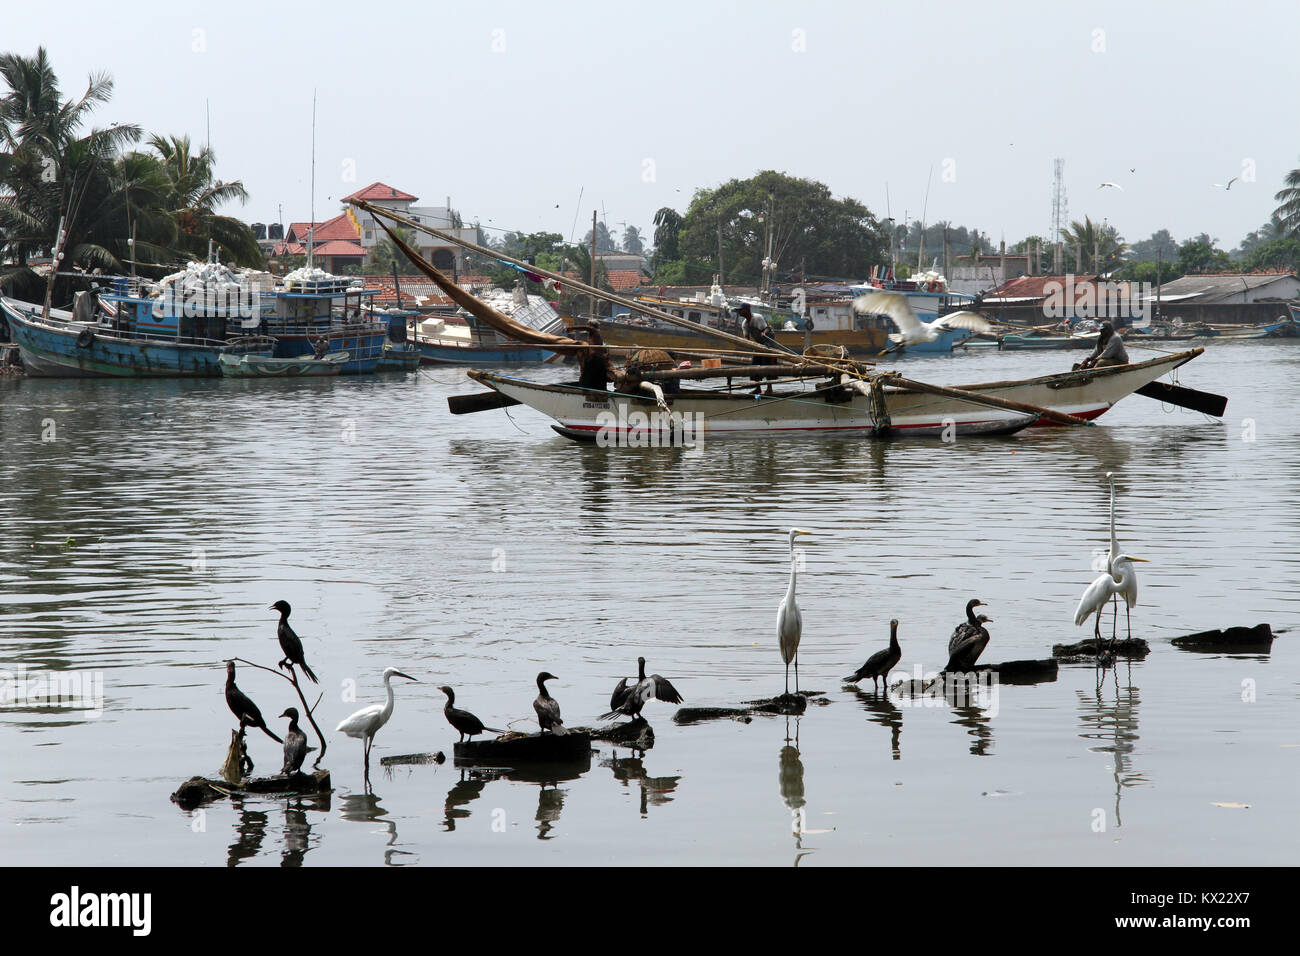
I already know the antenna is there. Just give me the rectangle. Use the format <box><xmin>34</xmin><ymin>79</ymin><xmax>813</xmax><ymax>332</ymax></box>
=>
<box><xmin>308</xmin><ymin>89</ymin><xmax>316</xmax><ymax>269</ymax></box>
<box><xmin>1051</xmin><ymin>158</ymin><xmax>1067</xmax><ymax>242</ymax></box>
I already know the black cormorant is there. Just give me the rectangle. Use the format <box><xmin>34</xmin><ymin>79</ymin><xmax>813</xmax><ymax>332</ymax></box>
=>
<box><xmin>602</xmin><ymin>657</ymin><xmax>684</xmax><ymax>721</ymax></box>
<box><xmin>945</xmin><ymin>600</ymin><xmax>993</xmax><ymax>672</ymax></box>
<box><xmin>280</xmin><ymin>707</ymin><xmax>307</xmax><ymax>774</ymax></box>
<box><xmin>844</xmin><ymin>619</ymin><xmax>902</xmax><ymax>690</ymax></box>
<box><xmin>439</xmin><ymin>686</ymin><xmax>504</xmax><ymax>743</ymax></box>
<box><xmin>533</xmin><ymin>672</ymin><xmax>567</xmax><ymax>735</ymax></box>
<box><xmin>271</xmin><ymin>600</ymin><xmax>319</xmax><ymax>684</ymax></box>
<box><xmin>225</xmin><ymin>661</ymin><xmax>282</xmax><ymax>743</ymax></box>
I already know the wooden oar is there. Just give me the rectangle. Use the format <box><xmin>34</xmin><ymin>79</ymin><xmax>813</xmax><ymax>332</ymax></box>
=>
<box><xmin>884</xmin><ymin>375</ymin><xmax>1091</xmax><ymax>426</ymax></box>
<box><xmin>1134</xmin><ymin>381</ymin><xmax>1227</xmax><ymax>417</ymax></box>
<box><xmin>447</xmin><ymin>391</ymin><xmax>522</xmax><ymax>415</ymax></box>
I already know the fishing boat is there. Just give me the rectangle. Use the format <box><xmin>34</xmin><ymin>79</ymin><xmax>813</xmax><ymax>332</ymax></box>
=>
<box><xmin>0</xmin><ymin>294</ymin><xmax>274</xmax><ymax>378</ymax></box>
<box><xmin>455</xmin><ymin>347</ymin><xmax>1209</xmax><ymax>443</ymax></box>
<box><xmin>997</xmin><ymin>328</ymin><xmax>1098</xmax><ymax>350</ymax></box>
<box><xmin>217</xmin><ymin>350</ymin><xmax>348</xmax><ymax>377</ymax></box>
<box><xmin>413</xmin><ymin>289</ymin><xmax>559</xmax><ymax>365</ymax></box>
<box><xmin>256</xmin><ymin>268</ymin><xmax>387</xmax><ymax>374</ymax></box>
<box><xmin>1209</xmin><ymin>315</ymin><xmax>1296</xmax><ymax>339</ymax></box>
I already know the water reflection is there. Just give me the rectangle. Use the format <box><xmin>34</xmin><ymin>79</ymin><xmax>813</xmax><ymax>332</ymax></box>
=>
<box><xmin>280</xmin><ymin>794</ymin><xmax>331</xmax><ymax>868</ymax></box>
<box><xmin>778</xmin><ymin>717</ymin><xmax>815</xmax><ymax>865</ymax></box>
<box><xmin>599</xmin><ymin>748</ymin><xmax>681</xmax><ymax>816</ymax></box>
<box><xmin>226</xmin><ymin>797</ymin><xmax>267</xmax><ymax>867</ymax></box>
<box><xmin>847</xmin><ymin>686</ymin><xmax>903</xmax><ymax>759</ymax></box>
<box><xmin>443</xmin><ymin>768</ymin><xmax>495</xmax><ymax>831</ymax></box>
<box><xmin>338</xmin><ymin>791</ymin><xmax>415</xmax><ymax>865</ymax></box>
<box><xmin>1076</xmin><ymin>666</ymin><xmax>1145</xmax><ymax>829</ymax></box>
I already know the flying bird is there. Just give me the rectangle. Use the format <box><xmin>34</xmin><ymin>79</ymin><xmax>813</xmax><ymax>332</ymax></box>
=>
<box><xmin>1098</xmin><ymin>182</ymin><xmax>1123</xmax><ymax>190</ymax></box>
<box><xmin>1213</xmin><ymin>178</ymin><xmax>1239</xmax><ymax>190</ymax></box>
<box><xmin>852</xmin><ymin>292</ymin><xmax>992</xmax><ymax>349</ymax></box>
<box><xmin>601</xmin><ymin>657</ymin><xmax>684</xmax><ymax>721</ymax></box>
<box><xmin>944</xmin><ymin>599</ymin><xmax>993</xmax><ymax>672</ymax></box>
<box><xmin>844</xmin><ymin>619</ymin><xmax>902</xmax><ymax>691</ymax></box>
<box><xmin>336</xmin><ymin>667</ymin><xmax>419</xmax><ymax>778</ymax></box>
<box><xmin>533</xmin><ymin>672</ymin><xmax>567</xmax><ymax>734</ymax></box>
<box><xmin>777</xmin><ymin>527</ymin><xmax>814</xmax><ymax>695</ymax></box>
<box><xmin>271</xmin><ymin>600</ymin><xmax>319</xmax><ymax>684</ymax></box>
<box><xmin>224</xmin><ymin>661</ymin><xmax>282</xmax><ymax>743</ymax></box>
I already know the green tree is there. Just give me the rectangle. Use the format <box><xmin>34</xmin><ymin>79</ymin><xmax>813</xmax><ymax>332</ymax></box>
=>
<box><xmin>148</xmin><ymin>133</ymin><xmax>261</xmax><ymax>266</ymax></box>
<box><xmin>1240</xmin><ymin>237</ymin><xmax>1300</xmax><ymax>273</ymax></box>
<box><xmin>1177</xmin><ymin>234</ymin><xmax>1233</xmax><ymax>274</ymax></box>
<box><xmin>1127</xmin><ymin>229</ymin><xmax>1178</xmax><ymax>264</ymax></box>
<box><xmin>1272</xmin><ymin>159</ymin><xmax>1300</xmax><ymax>238</ymax></box>
<box><xmin>621</xmin><ymin>224</ymin><xmax>644</xmax><ymax>255</ymax></box>
<box><xmin>1058</xmin><ymin>217</ymin><xmax>1127</xmax><ymax>273</ymax></box>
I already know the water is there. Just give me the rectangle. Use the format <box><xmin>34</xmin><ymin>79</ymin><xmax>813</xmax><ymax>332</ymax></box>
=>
<box><xmin>1</xmin><ymin>341</ymin><xmax>1296</xmax><ymax>866</ymax></box>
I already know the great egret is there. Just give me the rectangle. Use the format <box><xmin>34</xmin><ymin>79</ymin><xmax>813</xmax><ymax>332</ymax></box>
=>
<box><xmin>533</xmin><ymin>672</ymin><xmax>567</xmax><ymax>734</ymax></box>
<box><xmin>280</xmin><ymin>707</ymin><xmax>307</xmax><ymax>774</ymax></box>
<box><xmin>336</xmin><ymin>667</ymin><xmax>418</xmax><ymax>777</ymax></box>
<box><xmin>601</xmin><ymin>656</ymin><xmax>684</xmax><ymax>721</ymax></box>
<box><xmin>852</xmin><ymin>291</ymin><xmax>992</xmax><ymax>349</ymax></box>
<box><xmin>1075</xmin><ymin>555</ymin><xmax>1148</xmax><ymax>648</ymax></box>
<box><xmin>271</xmin><ymin>600</ymin><xmax>319</xmax><ymax>684</ymax></box>
<box><xmin>438</xmin><ymin>686</ymin><xmax>503</xmax><ymax>743</ymax></box>
<box><xmin>844</xmin><ymin>619</ymin><xmax>901</xmax><ymax>691</ymax></box>
<box><xmin>777</xmin><ymin>527</ymin><xmax>814</xmax><ymax>695</ymax></box>
<box><xmin>945</xmin><ymin>599</ymin><xmax>993</xmax><ymax>672</ymax></box>
<box><xmin>225</xmin><ymin>661</ymin><xmax>282</xmax><ymax>743</ymax></box>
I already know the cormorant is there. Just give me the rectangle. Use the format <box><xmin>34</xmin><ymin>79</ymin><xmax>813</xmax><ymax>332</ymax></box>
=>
<box><xmin>271</xmin><ymin>600</ymin><xmax>319</xmax><ymax>684</ymax></box>
<box><xmin>280</xmin><ymin>707</ymin><xmax>307</xmax><ymax>774</ymax></box>
<box><xmin>224</xmin><ymin>661</ymin><xmax>282</xmax><ymax>743</ymax></box>
<box><xmin>439</xmin><ymin>686</ymin><xmax>504</xmax><ymax>743</ymax></box>
<box><xmin>533</xmin><ymin>672</ymin><xmax>567</xmax><ymax>735</ymax></box>
<box><xmin>844</xmin><ymin>619</ymin><xmax>902</xmax><ymax>690</ymax></box>
<box><xmin>335</xmin><ymin>667</ymin><xmax>419</xmax><ymax>778</ymax></box>
<box><xmin>601</xmin><ymin>657</ymin><xmax>684</xmax><ymax>721</ymax></box>
<box><xmin>777</xmin><ymin>528</ymin><xmax>814</xmax><ymax>695</ymax></box>
<box><xmin>945</xmin><ymin>600</ymin><xmax>994</xmax><ymax>673</ymax></box>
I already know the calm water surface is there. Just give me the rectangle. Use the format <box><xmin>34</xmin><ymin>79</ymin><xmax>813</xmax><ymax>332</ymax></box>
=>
<box><xmin>1</xmin><ymin>341</ymin><xmax>1296</xmax><ymax>865</ymax></box>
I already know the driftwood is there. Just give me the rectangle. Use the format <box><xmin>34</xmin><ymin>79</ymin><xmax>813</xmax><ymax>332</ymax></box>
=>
<box><xmin>380</xmin><ymin>751</ymin><xmax>447</xmax><ymax>766</ymax></box>
<box><xmin>171</xmin><ymin>769</ymin><xmax>331</xmax><ymax>811</ymax></box>
<box><xmin>583</xmin><ymin>720</ymin><xmax>656</xmax><ymax>749</ymax></box>
<box><xmin>452</xmin><ymin>731</ymin><xmax>592</xmax><ymax>766</ymax></box>
<box><xmin>1171</xmin><ymin>623</ymin><xmax>1273</xmax><ymax>653</ymax></box>
<box><xmin>674</xmin><ymin>691</ymin><xmax>827</xmax><ymax>724</ymax></box>
<box><xmin>980</xmin><ymin>659</ymin><xmax>1060</xmax><ymax>684</ymax></box>
<box><xmin>1052</xmin><ymin>637</ymin><xmax>1150</xmax><ymax>660</ymax></box>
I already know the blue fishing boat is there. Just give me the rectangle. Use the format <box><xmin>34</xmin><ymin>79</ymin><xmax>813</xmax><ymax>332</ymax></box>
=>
<box><xmin>256</xmin><ymin>269</ymin><xmax>387</xmax><ymax>374</ymax></box>
<box><xmin>0</xmin><ymin>294</ymin><xmax>272</xmax><ymax>378</ymax></box>
<box><xmin>412</xmin><ymin>291</ymin><xmax>559</xmax><ymax>365</ymax></box>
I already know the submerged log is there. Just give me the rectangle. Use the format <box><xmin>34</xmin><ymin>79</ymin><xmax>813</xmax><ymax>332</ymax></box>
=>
<box><xmin>452</xmin><ymin>731</ymin><xmax>592</xmax><ymax>766</ymax></box>
<box><xmin>1052</xmin><ymin>637</ymin><xmax>1150</xmax><ymax>660</ymax></box>
<box><xmin>674</xmin><ymin>691</ymin><xmax>826</xmax><ymax>724</ymax></box>
<box><xmin>980</xmin><ymin>659</ymin><xmax>1059</xmax><ymax>683</ymax></box>
<box><xmin>380</xmin><ymin>751</ymin><xmax>447</xmax><ymax>766</ymax></box>
<box><xmin>1171</xmin><ymin>623</ymin><xmax>1273</xmax><ymax>652</ymax></box>
<box><xmin>584</xmin><ymin>720</ymin><xmax>656</xmax><ymax>749</ymax></box>
<box><xmin>170</xmin><ymin>769</ymin><xmax>331</xmax><ymax>811</ymax></box>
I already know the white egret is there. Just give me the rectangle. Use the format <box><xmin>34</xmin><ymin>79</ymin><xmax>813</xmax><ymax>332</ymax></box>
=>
<box><xmin>777</xmin><ymin>528</ymin><xmax>814</xmax><ymax>695</ymax></box>
<box><xmin>945</xmin><ymin>599</ymin><xmax>993</xmax><ymax>672</ymax></box>
<box><xmin>1075</xmin><ymin>555</ymin><xmax>1148</xmax><ymax>649</ymax></box>
<box><xmin>336</xmin><ymin>666</ymin><xmax>418</xmax><ymax>778</ymax></box>
<box><xmin>844</xmin><ymin>619</ymin><xmax>901</xmax><ymax>691</ymax></box>
<box><xmin>601</xmin><ymin>656</ymin><xmax>684</xmax><ymax>721</ymax></box>
<box><xmin>852</xmin><ymin>291</ymin><xmax>992</xmax><ymax>349</ymax></box>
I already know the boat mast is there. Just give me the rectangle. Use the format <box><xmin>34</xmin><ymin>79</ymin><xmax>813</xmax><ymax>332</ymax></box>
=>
<box><xmin>308</xmin><ymin>89</ymin><xmax>316</xmax><ymax>270</ymax></box>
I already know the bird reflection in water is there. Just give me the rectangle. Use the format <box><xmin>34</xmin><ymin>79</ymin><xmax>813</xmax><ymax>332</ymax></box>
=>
<box><xmin>281</xmin><ymin>792</ymin><xmax>329</xmax><ymax>868</ymax></box>
<box><xmin>600</xmin><ymin>748</ymin><xmax>681</xmax><ymax>817</ymax></box>
<box><xmin>226</xmin><ymin>797</ymin><xmax>267</xmax><ymax>867</ymax></box>
<box><xmin>339</xmin><ymin>791</ymin><xmax>415</xmax><ymax>865</ymax></box>
<box><xmin>847</xmin><ymin>686</ymin><xmax>903</xmax><ymax>759</ymax></box>
<box><xmin>778</xmin><ymin>717</ymin><xmax>821</xmax><ymax>866</ymax></box>
<box><xmin>443</xmin><ymin>768</ymin><xmax>499</xmax><ymax>832</ymax></box>
<box><xmin>1077</xmin><ymin>668</ymin><xmax>1145</xmax><ymax>830</ymax></box>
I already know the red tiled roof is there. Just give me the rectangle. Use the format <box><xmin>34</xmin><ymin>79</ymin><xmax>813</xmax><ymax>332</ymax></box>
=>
<box><xmin>312</xmin><ymin>240</ymin><xmax>365</xmax><ymax>257</ymax></box>
<box><xmin>342</xmin><ymin>182</ymin><xmax>418</xmax><ymax>203</ymax></box>
<box><xmin>285</xmin><ymin>214</ymin><xmax>359</xmax><ymax>243</ymax></box>
<box><xmin>986</xmin><ymin>274</ymin><xmax>1101</xmax><ymax>299</ymax></box>
<box><xmin>606</xmin><ymin>269</ymin><xmax>642</xmax><ymax>291</ymax></box>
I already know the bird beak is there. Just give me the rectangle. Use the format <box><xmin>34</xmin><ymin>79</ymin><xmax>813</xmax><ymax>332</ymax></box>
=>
<box><xmin>984</xmin><ymin>617</ymin><xmax>994</xmax><ymax>623</ymax></box>
<box><xmin>1129</xmin><ymin>557</ymin><xmax>1149</xmax><ymax>563</ymax></box>
<box><xmin>395</xmin><ymin>671</ymin><xmax>418</xmax><ymax>681</ymax></box>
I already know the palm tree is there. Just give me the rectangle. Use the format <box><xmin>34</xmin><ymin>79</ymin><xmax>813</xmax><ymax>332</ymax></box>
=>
<box><xmin>1272</xmin><ymin>161</ymin><xmax>1300</xmax><ymax>239</ymax></box>
<box><xmin>652</xmin><ymin>206</ymin><xmax>682</xmax><ymax>262</ymax></box>
<box><xmin>1059</xmin><ymin>216</ymin><xmax>1127</xmax><ymax>274</ymax></box>
<box><xmin>149</xmin><ymin>133</ymin><xmax>261</xmax><ymax>266</ymax></box>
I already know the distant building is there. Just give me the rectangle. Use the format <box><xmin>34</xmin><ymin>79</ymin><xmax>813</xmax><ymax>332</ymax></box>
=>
<box><xmin>1146</xmin><ymin>273</ymin><xmax>1300</xmax><ymax>326</ymax></box>
<box><xmin>343</xmin><ymin>182</ymin><xmax>476</xmax><ymax>271</ymax></box>
<box><xmin>949</xmin><ymin>252</ymin><xmax>1032</xmax><ymax>296</ymax></box>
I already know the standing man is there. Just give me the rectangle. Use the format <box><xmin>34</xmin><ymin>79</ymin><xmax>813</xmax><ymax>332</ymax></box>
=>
<box><xmin>736</xmin><ymin>302</ymin><xmax>780</xmax><ymax>395</ymax></box>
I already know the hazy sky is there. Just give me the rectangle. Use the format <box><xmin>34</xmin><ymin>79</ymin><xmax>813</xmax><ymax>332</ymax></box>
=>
<box><xmin>8</xmin><ymin>0</ymin><xmax>1299</xmax><ymax>254</ymax></box>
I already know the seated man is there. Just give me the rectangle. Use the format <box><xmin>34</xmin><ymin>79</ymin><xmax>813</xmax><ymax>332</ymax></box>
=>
<box><xmin>572</xmin><ymin>323</ymin><xmax>611</xmax><ymax>390</ymax></box>
<box><xmin>1076</xmin><ymin>322</ymin><xmax>1129</xmax><ymax>370</ymax></box>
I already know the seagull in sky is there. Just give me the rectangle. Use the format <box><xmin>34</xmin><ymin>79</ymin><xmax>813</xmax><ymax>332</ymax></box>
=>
<box><xmin>1213</xmin><ymin>178</ymin><xmax>1239</xmax><ymax>190</ymax></box>
<box><xmin>1098</xmin><ymin>182</ymin><xmax>1123</xmax><ymax>190</ymax></box>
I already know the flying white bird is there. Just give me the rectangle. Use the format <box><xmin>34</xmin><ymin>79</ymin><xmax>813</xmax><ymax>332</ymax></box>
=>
<box><xmin>852</xmin><ymin>292</ymin><xmax>992</xmax><ymax>348</ymax></box>
<box><xmin>336</xmin><ymin>667</ymin><xmax>419</xmax><ymax>780</ymax></box>
<box><xmin>1212</xmin><ymin>178</ymin><xmax>1239</xmax><ymax>190</ymax></box>
<box><xmin>1098</xmin><ymin>182</ymin><xmax>1123</xmax><ymax>190</ymax></box>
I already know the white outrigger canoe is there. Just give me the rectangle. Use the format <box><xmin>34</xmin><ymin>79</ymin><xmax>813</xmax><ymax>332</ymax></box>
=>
<box><xmin>462</xmin><ymin>348</ymin><xmax>1207</xmax><ymax>442</ymax></box>
<box><xmin>217</xmin><ymin>351</ymin><xmax>349</xmax><ymax>377</ymax></box>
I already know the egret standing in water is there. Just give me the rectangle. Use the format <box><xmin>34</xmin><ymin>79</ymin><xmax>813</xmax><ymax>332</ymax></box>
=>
<box><xmin>777</xmin><ymin>528</ymin><xmax>814</xmax><ymax>696</ymax></box>
<box><xmin>945</xmin><ymin>599</ymin><xmax>994</xmax><ymax>672</ymax></box>
<box><xmin>336</xmin><ymin>667</ymin><xmax>418</xmax><ymax>778</ymax></box>
<box><xmin>280</xmin><ymin>707</ymin><xmax>307</xmax><ymax>775</ymax></box>
<box><xmin>1076</xmin><ymin>554</ymin><xmax>1148</xmax><ymax>652</ymax></box>
<box><xmin>533</xmin><ymin>672</ymin><xmax>567</xmax><ymax>735</ymax></box>
<box><xmin>224</xmin><ymin>661</ymin><xmax>281</xmax><ymax>743</ymax></box>
<box><xmin>844</xmin><ymin>619</ymin><xmax>902</xmax><ymax>691</ymax></box>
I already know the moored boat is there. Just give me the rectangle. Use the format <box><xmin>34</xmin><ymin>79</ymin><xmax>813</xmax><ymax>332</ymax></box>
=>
<box><xmin>217</xmin><ymin>351</ymin><xmax>348</xmax><ymax>377</ymax></box>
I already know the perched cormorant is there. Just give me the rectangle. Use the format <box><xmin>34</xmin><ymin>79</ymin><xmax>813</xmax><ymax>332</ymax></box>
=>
<box><xmin>224</xmin><ymin>661</ymin><xmax>282</xmax><ymax>743</ymax></box>
<box><xmin>844</xmin><ymin>619</ymin><xmax>902</xmax><ymax>690</ymax></box>
<box><xmin>945</xmin><ymin>600</ymin><xmax>994</xmax><ymax>672</ymax></box>
<box><xmin>601</xmin><ymin>657</ymin><xmax>684</xmax><ymax>721</ymax></box>
<box><xmin>271</xmin><ymin>600</ymin><xmax>319</xmax><ymax>684</ymax></box>
<box><xmin>533</xmin><ymin>672</ymin><xmax>567</xmax><ymax>735</ymax></box>
<box><xmin>335</xmin><ymin>667</ymin><xmax>419</xmax><ymax>778</ymax></box>
<box><xmin>280</xmin><ymin>707</ymin><xmax>308</xmax><ymax>775</ymax></box>
<box><xmin>439</xmin><ymin>686</ymin><xmax>504</xmax><ymax>743</ymax></box>
<box><xmin>777</xmin><ymin>528</ymin><xmax>814</xmax><ymax>695</ymax></box>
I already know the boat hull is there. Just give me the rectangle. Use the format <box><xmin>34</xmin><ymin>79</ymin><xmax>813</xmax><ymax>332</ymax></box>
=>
<box><xmin>591</xmin><ymin>318</ymin><xmax>889</xmax><ymax>359</ymax></box>
<box><xmin>464</xmin><ymin>348</ymin><xmax>1203</xmax><ymax>443</ymax></box>
<box><xmin>416</xmin><ymin>339</ymin><xmax>553</xmax><ymax>365</ymax></box>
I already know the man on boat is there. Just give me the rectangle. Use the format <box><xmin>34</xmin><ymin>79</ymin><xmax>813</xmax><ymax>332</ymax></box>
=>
<box><xmin>736</xmin><ymin>302</ymin><xmax>778</xmax><ymax>394</ymax></box>
<box><xmin>573</xmin><ymin>322</ymin><xmax>611</xmax><ymax>391</ymax></box>
<box><xmin>1076</xmin><ymin>321</ymin><xmax>1129</xmax><ymax>370</ymax></box>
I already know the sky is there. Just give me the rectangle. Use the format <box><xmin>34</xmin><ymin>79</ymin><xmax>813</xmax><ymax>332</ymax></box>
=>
<box><xmin>8</xmin><ymin>0</ymin><xmax>1299</xmax><ymax>255</ymax></box>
